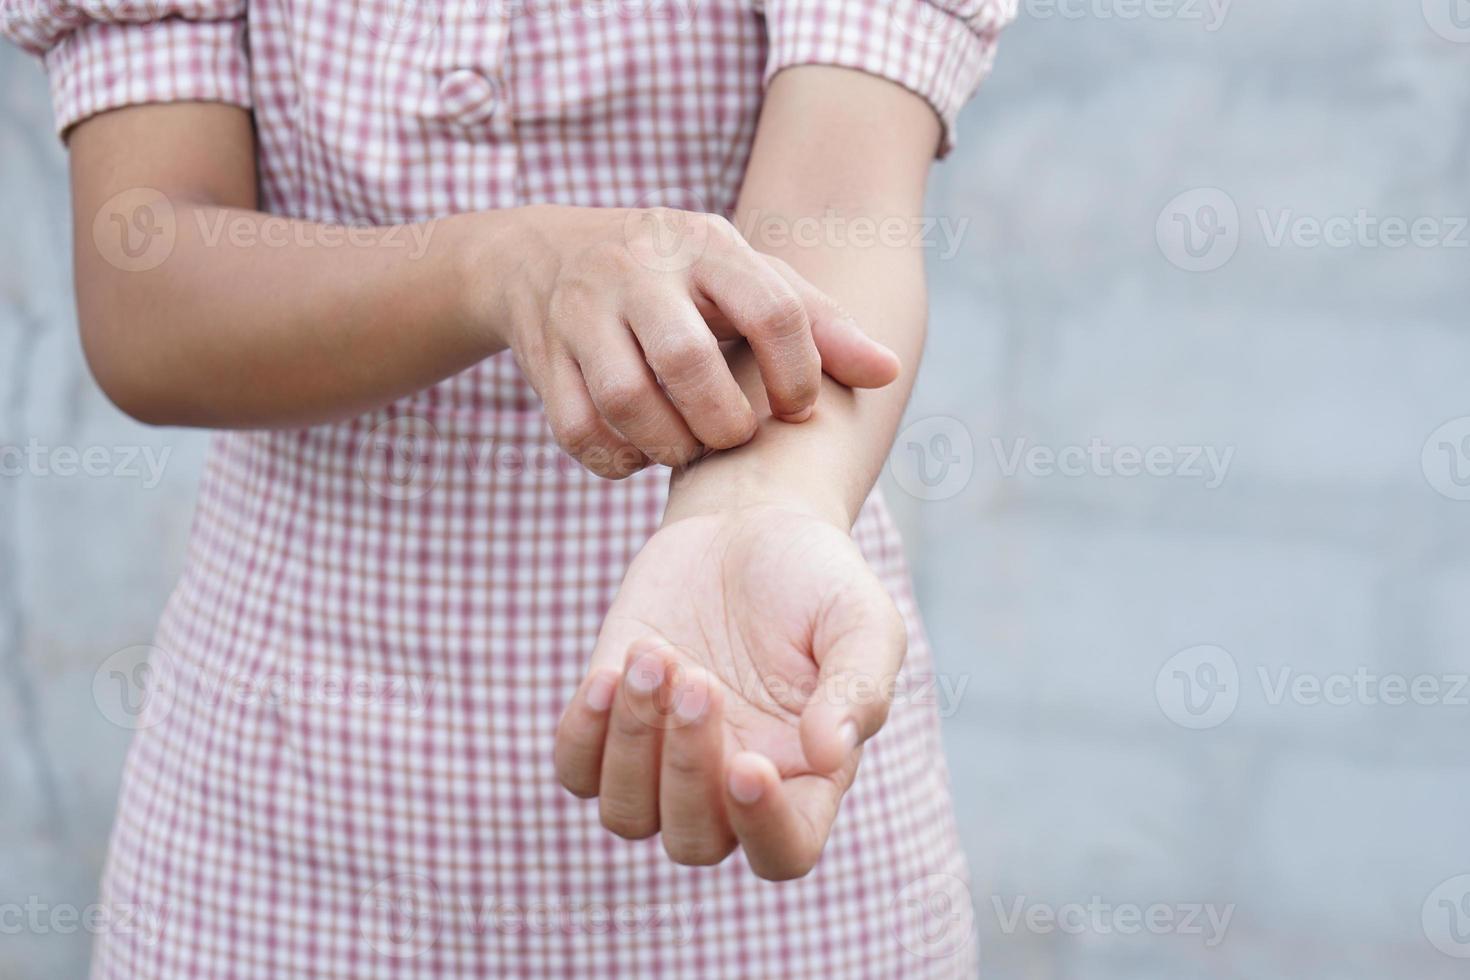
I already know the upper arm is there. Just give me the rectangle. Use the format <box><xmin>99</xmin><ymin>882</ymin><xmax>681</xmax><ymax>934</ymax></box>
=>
<box><xmin>66</xmin><ymin>103</ymin><xmax>257</xmax><ymax>386</ymax></box>
<box><xmin>738</xmin><ymin>66</ymin><xmax>939</xmax><ymax>222</ymax></box>
<box><xmin>733</xmin><ymin>67</ymin><xmax>944</xmax><ymax>377</ymax></box>
<box><xmin>69</xmin><ymin>101</ymin><xmax>258</xmax><ymax>235</ymax></box>
<box><xmin>67</xmin><ymin>101</ymin><xmax>257</xmax><ymax>277</ymax></box>
<box><xmin>0</xmin><ymin>0</ymin><xmax>262</xmax><ymax>285</ymax></box>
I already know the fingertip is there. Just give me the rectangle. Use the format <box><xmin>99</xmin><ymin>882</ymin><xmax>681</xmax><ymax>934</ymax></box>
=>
<box><xmin>848</xmin><ymin>344</ymin><xmax>903</xmax><ymax>389</ymax></box>
<box><xmin>706</xmin><ymin>408</ymin><xmax>759</xmax><ymax>451</ymax></box>
<box><xmin>670</xmin><ymin>664</ymin><xmax>720</xmax><ymax>726</ymax></box>
<box><xmin>800</xmin><ymin>706</ymin><xmax>860</xmax><ymax>774</ymax></box>
<box><xmin>873</xmin><ymin>346</ymin><xmax>903</xmax><ymax>385</ymax></box>
<box><xmin>625</xmin><ymin>649</ymin><xmax>667</xmax><ymax>695</ymax></box>
<box><xmin>584</xmin><ymin>669</ymin><xmax>619</xmax><ymax>713</ymax></box>
<box><xmin>726</xmin><ymin>752</ymin><xmax>777</xmax><ymax>806</ymax></box>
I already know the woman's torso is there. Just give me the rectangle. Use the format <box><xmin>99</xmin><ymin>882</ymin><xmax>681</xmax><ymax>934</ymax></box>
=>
<box><xmin>90</xmin><ymin>2</ymin><xmax>979</xmax><ymax>974</ymax></box>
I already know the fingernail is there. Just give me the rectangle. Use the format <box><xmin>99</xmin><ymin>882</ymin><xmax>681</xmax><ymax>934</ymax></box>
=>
<box><xmin>585</xmin><ymin>671</ymin><xmax>617</xmax><ymax>712</ymax></box>
<box><xmin>627</xmin><ymin>653</ymin><xmax>665</xmax><ymax>694</ymax></box>
<box><xmin>673</xmin><ymin>677</ymin><xmax>708</xmax><ymax>724</ymax></box>
<box><xmin>839</xmin><ymin>720</ymin><xmax>860</xmax><ymax>753</ymax></box>
<box><xmin>728</xmin><ymin>767</ymin><xmax>765</xmax><ymax>805</ymax></box>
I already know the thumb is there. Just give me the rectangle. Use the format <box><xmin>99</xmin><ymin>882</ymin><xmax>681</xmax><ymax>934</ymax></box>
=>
<box><xmin>799</xmin><ymin>574</ymin><xmax>908</xmax><ymax>773</ymax></box>
<box><xmin>765</xmin><ymin>257</ymin><xmax>902</xmax><ymax>390</ymax></box>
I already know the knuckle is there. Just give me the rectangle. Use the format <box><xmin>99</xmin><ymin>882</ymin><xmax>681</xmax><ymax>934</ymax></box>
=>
<box><xmin>591</xmin><ymin>374</ymin><xmax>648</xmax><ymax>421</ymax></box>
<box><xmin>649</xmin><ymin>333</ymin><xmax>718</xmax><ymax>385</ymax></box>
<box><xmin>662</xmin><ymin>746</ymin><xmax>705</xmax><ymax>781</ymax></box>
<box><xmin>701</xmin><ymin>211</ymin><xmax>738</xmax><ymax>243</ymax></box>
<box><xmin>586</xmin><ymin>238</ymin><xmax>637</xmax><ymax>272</ymax></box>
<box><xmin>754</xmin><ymin>291</ymin><xmax>809</xmax><ymax>342</ymax></box>
<box><xmin>548</xmin><ymin>279</ymin><xmax>601</xmax><ymax>322</ymax></box>
<box><xmin>552</xmin><ymin>411</ymin><xmax>603</xmax><ymax>459</ymax></box>
<box><xmin>611</xmin><ymin>705</ymin><xmax>658</xmax><ymax>739</ymax></box>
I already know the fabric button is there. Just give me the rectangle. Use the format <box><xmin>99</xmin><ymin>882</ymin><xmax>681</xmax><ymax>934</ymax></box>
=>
<box><xmin>438</xmin><ymin>68</ymin><xmax>501</xmax><ymax>124</ymax></box>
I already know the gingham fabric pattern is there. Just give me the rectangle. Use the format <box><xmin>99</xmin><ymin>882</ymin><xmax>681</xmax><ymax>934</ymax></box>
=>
<box><xmin>2</xmin><ymin>0</ymin><xmax>1013</xmax><ymax>973</ymax></box>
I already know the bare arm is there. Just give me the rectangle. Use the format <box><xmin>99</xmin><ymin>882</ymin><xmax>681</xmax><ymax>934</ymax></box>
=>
<box><xmin>664</xmin><ymin>65</ymin><xmax>940</xmax><ymax>527</ymax></box>
<box><xmin>69</xmin><ymin>104</ymin><xmax>502</xmax><ymax>429</ymax></box>
<box><xmin>68</xmin><ymin>102</ymin><xmax>896</xmax><ymax>471</ymax></box>
<box><xmin>554</xmin><ymin>67</ymin><xmax>950</xmax><ymax>881</ymax></box>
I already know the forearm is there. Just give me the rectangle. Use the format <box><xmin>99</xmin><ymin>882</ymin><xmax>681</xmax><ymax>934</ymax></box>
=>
<box><xmin>664</xmin><ymin>243</ymin><xmax>925</xmax><ymax>528</ymax></box>
<box><xmin>78</xmin><ymin>204</ymin><xmax>513</xmax><ymax>428</ymax></box>
<box><xmin>664</xmin><ymin>66</ymin><xmax>939</xmax><ymax>529</ymax></box>
<box><xmin>68</xmin><ymin>102</ymin><xmax>521</xmax><ymax>429</ymax></box>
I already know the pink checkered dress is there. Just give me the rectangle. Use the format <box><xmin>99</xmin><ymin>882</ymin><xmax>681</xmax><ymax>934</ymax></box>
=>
<box><xmin>4</xmin><ymin>0</ymin><xmax>1011</xmax><ymax>974</ymax></box>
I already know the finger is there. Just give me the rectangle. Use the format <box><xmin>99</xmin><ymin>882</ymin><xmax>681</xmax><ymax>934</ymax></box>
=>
<box><xmin>598</xmin><ymin>642</ymin><xmax>670</xmax><ymax>840</ymax></box>
<box><xmin>724</xmin><ymin>752</ymin><xmax>848</xmax><ymax>881</ymax></box>
<box><xmin>658</xmin><ymin>666</ymin><xmax>736</xmax><ymax>866</ymax></box>
<box><xmin>764</xmin><ymin>256</ymin><xmax>902</xmax><ymax>390</ymax></box>
<box><xmin>692</xmin><ymin>250</ymin><xmax>821</xmax><ymax>423</ymax></box>
<box><xmin>542</xmin><ymin>353</ymin><xmax>650</xmax><ymax>479</ymax></box>
<box><xmin>553</xmin><ymin>668</ymin><xmax>620</xmax><ymax>798</ymax></box>
<box><xmin>625</xmin><ymin>291</ymin><xmax>758</xmax><ymax>450</ymax></box>
<box><xmin>566</xmin><ymin>320</ymin><xmax>702</xmax><ymax>468</ymax></box>
<box><xmin>799</xmin><ymin>579</ymin><xmax>908</xmax><ymax>774</ymax></box>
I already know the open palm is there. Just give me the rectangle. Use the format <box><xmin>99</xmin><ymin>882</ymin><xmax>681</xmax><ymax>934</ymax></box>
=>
<box><xmin>553</xmin><ymin>505</ymin><xmax>907</xmax><ymax>879</ymax></box>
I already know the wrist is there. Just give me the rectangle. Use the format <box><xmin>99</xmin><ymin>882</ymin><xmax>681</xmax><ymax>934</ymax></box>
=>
<box><xmin>663</xmin><ymin>440</ymin><xmax>856</xmax><ymax>531</ymax></box>
<box><xmin>446</xmin><ymin>207</ymin><xmax>549</xmax><ymax>356</ymax></box>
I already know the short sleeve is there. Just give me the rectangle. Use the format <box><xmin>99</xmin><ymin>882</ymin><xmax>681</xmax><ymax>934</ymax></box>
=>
<box><xmin>758</xmin><ymin>0</ymin><xmax>1016</xmax><ymax>157</ymax></box>
<box><xmin>0</xmin><ymin>0</ymin><xmax>252</xmax><ymax>139</ymax></box>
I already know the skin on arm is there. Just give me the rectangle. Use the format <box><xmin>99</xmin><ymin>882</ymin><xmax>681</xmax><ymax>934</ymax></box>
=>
<box><xmin>554</xmin><ymin>66</ymin><xmax>944</xmax><ymax>879</ymax></box>
<box><xmin>68</xmin><ymin>104</ymin><xmax>500</xmax><ymax>429</ymax></box>
<box><xmin>664</xmin><ymin>64</ymin><xmax>940</xmax><ymax>527</ymax></box>
<box><xmin>67</xmin><ymin>102</ymin><xmax>895</xmax><ymax>471</ymax></box>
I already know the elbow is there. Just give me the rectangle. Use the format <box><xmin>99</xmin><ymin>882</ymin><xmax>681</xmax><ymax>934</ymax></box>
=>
<box><xmin>77</xmin><ymin>307</ymin><xmax>179</xmax><ymax>428</ymax></box>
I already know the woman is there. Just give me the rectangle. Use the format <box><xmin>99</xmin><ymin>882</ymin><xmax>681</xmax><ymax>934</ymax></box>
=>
<box><xmin>2</xmin><ymin>0</ymin><xmax>1011</xmax><ymax>973</ymax></box>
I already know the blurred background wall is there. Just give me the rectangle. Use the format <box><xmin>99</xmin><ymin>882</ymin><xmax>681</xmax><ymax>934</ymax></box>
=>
<box><xmin>3</xmin><ymin>2</ymin><xmax>1470</xmax><ymax>977</ymax></box>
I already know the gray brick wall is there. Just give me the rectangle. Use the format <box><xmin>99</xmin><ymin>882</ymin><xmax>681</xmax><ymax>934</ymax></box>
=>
<box><xmin>3</xmin><ymin>2</ymin><xmax>1470</xmax><ymax>976</ymax></box>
